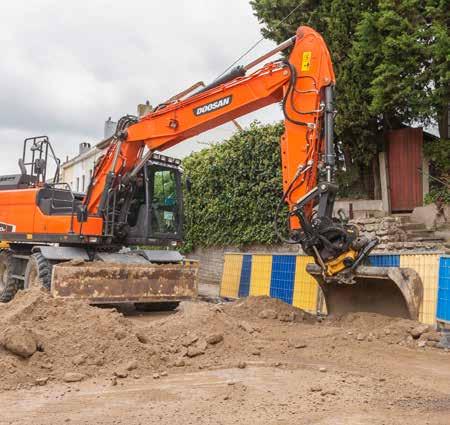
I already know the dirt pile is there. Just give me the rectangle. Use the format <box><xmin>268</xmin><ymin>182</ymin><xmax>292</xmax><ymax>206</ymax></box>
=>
<box><xmin>0</xmin><ymin>289</ymin><xmax>154</xmax><ymax>390</ymax></box>
<box><xmin>330</xmin><ymin>312</ymin><xmax>445</xmax><ymax>348</ymax></box>
<box><xmin>0</xmin><ymin>292</ymin><xmax>315</xmax><ymax>390</ymax></box>
<box><xmin>224</xmin><ymin>296</ymin><xmax>316</xmax><ymax>323</ymax></box>
<box><xmin>133</xmin><ymin>298</ymin><xmax>309</xmax><ymax>369</ymax></box>
<box><xmin>0</xmin><ymin>290</ymin><xmax>446</xmax><ymax>391</ymax></box>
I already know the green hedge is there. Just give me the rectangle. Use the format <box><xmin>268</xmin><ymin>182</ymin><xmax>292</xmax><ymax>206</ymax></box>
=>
<box><xmin>182</xmin><ymin>122</ymin><xmax>287</xmax><ymax>252</ymax></box>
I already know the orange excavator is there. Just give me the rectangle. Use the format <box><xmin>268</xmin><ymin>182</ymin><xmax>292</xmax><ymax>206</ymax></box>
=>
<box><xmin>0</xmin><ymin>26</ymin><xmax>422</xmax><ymax>318</ymax></box>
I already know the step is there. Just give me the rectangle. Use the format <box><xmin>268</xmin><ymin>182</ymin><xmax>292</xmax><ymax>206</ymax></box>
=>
<box><xmin>435</xmin><ymin>230</ymin><xmax>450</xmax><ymax>242</ymax></box>
<box><xmin>399</xmin><ymin>222</ymin><xmax>427</xmax><ymax>231</ymax></box>
<box><xmin>407</xmin><ymin>236</ymin><xmax>445</xmax><ymax>243</ymax></box>
<box><xmin>407</xmin><ymin>229</ymin><xmax>436</xmax><ymax>237</ymax></box>
<box><xmin>392</xmin><ymin>214</ymin><xmax>413</xmax><ymax>224</ymax></box>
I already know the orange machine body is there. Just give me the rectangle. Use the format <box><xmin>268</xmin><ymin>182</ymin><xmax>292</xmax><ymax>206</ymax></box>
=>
<box><xmin>0</xmin><ymin>26</ymin><xmax>335</xmax><ymax>245</ymax></box>
<box><xmin>0</xmin><ymin>188</ymin><xmax>103</xmax><ymax>242</ymax></box>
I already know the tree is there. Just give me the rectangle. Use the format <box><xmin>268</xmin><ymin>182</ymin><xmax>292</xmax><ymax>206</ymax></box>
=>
<box><xmin>250</xmin><ymin>0</ymin><xmax>449</xmax><ymax>195</ymax></box>
<box><xmin>352</xmin><ymin>0</ymin><xmax>446</xmax><ymax>129</ymax></box>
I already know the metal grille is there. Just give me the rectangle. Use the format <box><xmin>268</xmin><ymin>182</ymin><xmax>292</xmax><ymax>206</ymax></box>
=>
<box><xmin>437</xmin><ymin>256</ymin><xmax>450</xmax><ymax>323</ymax></box>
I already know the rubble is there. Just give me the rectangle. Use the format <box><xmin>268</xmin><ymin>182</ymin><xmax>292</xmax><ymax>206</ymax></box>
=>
<box><xmin>206</xmin><ymin>333</ymin><xmax>223</xmax><ymax>345</ymax></box>
<box><xmin>35</xmin><ymin>377</ymin><xmax>48</xmax><ymax>386</ymax></box>
<box><xmin>187</xmin><ymin>346</ymin><xmax>205</xmax><ymax>358</ymax></box>
<box><xmin>114</xmin><ymin>370</ymin><xmax>129</xmax><ymax>378</ymax></box>
<box><xmin>182</xmin><ymin>334</ymin><xmax>199</xmax><ymax>347</ymax></box>
<box><xmin>356</xmin><ymin>333</ymin><xmax>366</xmax><ymax>341</ymax></box>
<box><xmin>238</xmin><ymin>321</ymin><xmax>255</xmax><ymax>333</ymax></box>
<box><xmin>0</xmin><ymin>326</ymin><xmax>37</xmax><ymax>358</ymax></box>
<box><xmin>410</xmin><ymin>324</ymin><xmax>429</xmax><ymax>339</ymax></box>
<box><xmin>288</xmin><ymin>339</ymin><xmax>308</xmax><ymax>349</ymax></box>
<box><xmin>331</xmin><ymin>312</ymin><xmax>445</xmax><ymax>349</ymax></box>
<box><xmin>125</xmin><ymin>360</ymin><xmax>138</xmax><ymax>371</ymax></box>
<box><xmin>258</xmin><ymin>309</ymin><xmax>278</xmax><ymax>319</ymax></box>
<box><xmin>63</xmin><ymin>373</ymin><xmax>85</xmax><ymax>383</ymax></box>
<box><xmin>0</xmin><ymin>290</ymin><xmax>445</xmax><ymax>392</ymax></box>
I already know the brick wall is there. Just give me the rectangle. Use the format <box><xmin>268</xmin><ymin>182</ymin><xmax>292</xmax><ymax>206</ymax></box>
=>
<box><xmin>186</xmin><ymin>244</ymin><xmax>300</xmax><ymax>286</ymax></box>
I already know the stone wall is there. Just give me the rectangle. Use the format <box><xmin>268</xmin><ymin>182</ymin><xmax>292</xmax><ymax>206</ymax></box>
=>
<box><xmin>351</xmin><ymin>216</ymin><xmax>407</xmax><ymax>245</ymax></box>
<box><xmin>351</xmin><ymin>216</ymin><xmax>445</xmax><ymax>252</ymax></box>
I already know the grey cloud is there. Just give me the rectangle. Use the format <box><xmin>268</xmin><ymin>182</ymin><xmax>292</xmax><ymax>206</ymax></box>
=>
<box><xmin>0</xmin><ymin>0</ymin><xmax>283</xmax><ymax>174</ymax></box>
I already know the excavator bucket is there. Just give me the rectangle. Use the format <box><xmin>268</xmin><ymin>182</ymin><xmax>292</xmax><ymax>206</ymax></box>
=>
<box><xmin>51</xmin><ymin>252</ymin><xmax>198</xmax><ymax>305</ymax></box>
<box><xmin>306</xmin><ymin>264</ymin><xmax>423</xmax><ymax>320</ymax></box>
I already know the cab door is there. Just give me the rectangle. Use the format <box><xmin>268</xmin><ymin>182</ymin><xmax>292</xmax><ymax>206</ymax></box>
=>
<box><xmin>148</xmin><ymin>164</ymin><xmax>183</xmax><ymax>242</ymax></box>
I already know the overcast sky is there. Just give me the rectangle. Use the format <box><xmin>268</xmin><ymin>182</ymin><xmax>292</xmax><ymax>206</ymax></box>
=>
<box><xmin>0</xmin><ymin>0</ymin><xmax>285</xmax><ymax>174</ymax></box>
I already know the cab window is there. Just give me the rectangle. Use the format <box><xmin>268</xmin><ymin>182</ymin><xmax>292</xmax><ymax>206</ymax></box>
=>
<box><xmin>151</xmin><ymin>169</ymin><xmax>178</xmax><ymax>234</ymax></box>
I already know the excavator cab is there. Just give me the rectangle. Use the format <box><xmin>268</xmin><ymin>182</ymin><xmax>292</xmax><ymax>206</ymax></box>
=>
<box><xmin>125</xmin><ymin>153</ymin><xmax>184</xmax><ymax>245</ymax></box>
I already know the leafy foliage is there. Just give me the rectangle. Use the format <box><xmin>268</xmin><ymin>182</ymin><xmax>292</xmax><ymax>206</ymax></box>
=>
<box><xmin>250</xmin><ymin>0</ymin><xmax>450</xmax><ymax>180</ymax></box>
<box><xmin>423</xmin><ymin>137</ymin><xmax>450</xmax><ymax>205</ymax></box>
<box><xmin>424</xmin><ymin>186</ymin><xmax>450</xmax><ymax>205</ymax></box>
<box><xmin>424</xmin><ymin>137</ymin><xmax>450</xmax><ymax>177</ymax></box>
<box><xmin>182</xmin><ymin>122</ymin><xmax>287</xmax><ymax>251</ymax></box>
<box><xmin>351</xmin><ymin>0</ymin><xmax>449</xmax><ymax>128</ymax></box>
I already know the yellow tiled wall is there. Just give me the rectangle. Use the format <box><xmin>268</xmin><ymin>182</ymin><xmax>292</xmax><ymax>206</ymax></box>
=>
<box><xmin>293</xmin><ymin>256</ymin><xmax>319</xmax><ymax>312</ymax></box>
<box><xmin>219</xmin><ymin>254</ymin><xmax>242</xmax><ymax>298</ymax></box>
<box><xmin>249</xmin><ymin>255</ymin><xmax>272</xmax><ymax>297</ymax></box>
<box><xmin>400</xmin><ymin>254</ymin><xmax>440</xmax><ymax>325</ymax></box>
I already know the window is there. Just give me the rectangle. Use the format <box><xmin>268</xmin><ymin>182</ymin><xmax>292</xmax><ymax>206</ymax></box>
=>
<box><xmin>82</xmin><ymin>175</ymin><xmax>85</xmax><ymax>192</ymax></box>
<box><xmin>151</xmin><ymin>169</ymin><xmax>178</xmax><ymax>234</ymax></box>
<box><xmin>76</xmin><ymin>177</ymin><xmax>79</xmax><ymax>192</ymax></box>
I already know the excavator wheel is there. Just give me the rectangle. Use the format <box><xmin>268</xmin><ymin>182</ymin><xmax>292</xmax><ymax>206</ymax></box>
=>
<box><xmin>24</xmin><ymin>253</ymin><xmax>52</xmax><ymax>291</ymax></box>
<box><xmin>0</xmin><ymin>250</ymin><xmax>19</xmax><ymax>303</ymax></box>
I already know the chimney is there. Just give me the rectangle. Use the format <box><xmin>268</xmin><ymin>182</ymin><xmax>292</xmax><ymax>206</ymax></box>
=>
<box><xmin>137</xmin><ymin>100</ymin><xmax>153</xmax><ymax>117</ymax></box>
<box><xmin>79</xmin><ymin>142</ymin><xmax>91</xmax><ymax>155</ymax></box>
<box><xmin>104</xmin><ymin>117</ymin><xmax>117</xmax><ymax>139</ymax></box>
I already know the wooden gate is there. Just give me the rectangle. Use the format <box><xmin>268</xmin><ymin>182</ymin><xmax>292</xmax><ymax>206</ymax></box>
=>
<box><xmin>387</xmin><ymin>128</ymin><xmax>423</xmax><ymax>212</ymax></box>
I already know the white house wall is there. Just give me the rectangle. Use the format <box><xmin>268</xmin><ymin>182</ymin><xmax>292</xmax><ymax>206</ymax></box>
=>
<box><xmin>61</xmin><ymin>148</ymin><xmax>105</xmax><ymax>193</ymax></box>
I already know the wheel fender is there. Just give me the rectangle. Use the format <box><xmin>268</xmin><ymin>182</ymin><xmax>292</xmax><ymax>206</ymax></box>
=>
<box><xmin>32</xmin><ymin>246</ymin><xmax>89</xmax><ymax>261</ymax></box>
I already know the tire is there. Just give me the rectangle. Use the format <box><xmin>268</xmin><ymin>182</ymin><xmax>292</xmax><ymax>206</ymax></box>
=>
<box><xmin>24</xmin><ymin>253</ymin><xmax>52</xmax><ymax>291</ymax></box>
<box><xmin>0</xmin><ymin>250</ymin><xmax>19</xmax><ymax>303</ymax></box>
<box><xmin>134</xmin><ymin>301</ymin><xmax>179</xmax><ymax>312</ymax></box>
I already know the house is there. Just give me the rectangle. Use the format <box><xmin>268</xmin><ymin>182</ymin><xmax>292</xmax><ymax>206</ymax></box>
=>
<box><xmin>60</xmin><ymin>118</ymin><xmax>117</xmax><ymax>193</ymax></box>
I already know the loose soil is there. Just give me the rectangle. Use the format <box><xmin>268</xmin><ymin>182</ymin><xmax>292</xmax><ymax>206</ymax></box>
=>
<box><xmin>0</xmin><ymin>289</ymin><xmax>449</xmax><ymax>424</ymax></box>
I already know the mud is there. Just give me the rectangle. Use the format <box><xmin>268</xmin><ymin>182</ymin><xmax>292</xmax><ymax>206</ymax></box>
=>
<box><xmin>0</xmin><ymin>291</ymin><xmax>449</xmax><ymax>424</ymax></box>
